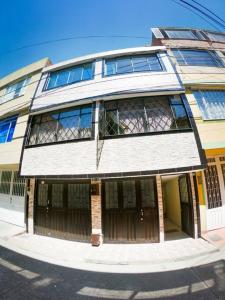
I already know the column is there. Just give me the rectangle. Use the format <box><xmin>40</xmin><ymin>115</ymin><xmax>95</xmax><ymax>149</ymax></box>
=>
<box><xmin>91</xmin><ymin>179</ymin><xmax>103</xmax><ymax>246</ymax></box>
<box><xmin>156</xmin><ymin>175</ymin><xmax>164</xmax><ymax>243</ymax></box>
<box><xmin>27</xmin><ymin>178</ymin><xmax>35</xmax><ymax>234</ymax></box>
<box><xmin>189</xmin><ymin>173</ymin><xmax>198</xmax><ymax>239</ymax></box>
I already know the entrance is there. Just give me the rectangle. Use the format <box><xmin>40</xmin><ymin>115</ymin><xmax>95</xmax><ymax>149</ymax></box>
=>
<box><xmin>162</xmin><ymin>174</ymin><xmax>194</xmax><ymax>239</ymax></box>
<box><xmin>102</xmin><ymin>177</ymin><xmax>159</xmax><ymax>243</ymax></box>
<box><xmin>34</xmin><ymin>180</ymin><xmax>91</xmax><ymax>241</ymax></box>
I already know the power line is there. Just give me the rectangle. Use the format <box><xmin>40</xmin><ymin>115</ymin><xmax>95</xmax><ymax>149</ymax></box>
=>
<box><xmin>170</xmin><ymin>0</ymin><xmax>221</xmax><ymax>31</ymax></box>
<box><xmin>178</xmin><ymin>0</ymin><xmax>225</xmax><ymax>30</ymax></box>
<box><xmin>190</xmin><ymin>0</ymin><xmax>225</xmax><ymax>26</ymax></box>
<box><xmin>0</xmin><ymin>35</ymin><xmax>150</xmax><ymax>57</ymax></box>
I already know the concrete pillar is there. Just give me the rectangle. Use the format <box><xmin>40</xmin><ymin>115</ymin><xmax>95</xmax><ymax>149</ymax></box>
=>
<box><xmin>156</xmin><ymin>175</ymin><xmax>164</xmax><ymax>243</ymax></box>
<box><xmin>27</xmin><ymin>178</ymin><xmax>35</xmax><ymax>234</ymax></box>
<box><xmin>91</xmin><ymin>179</ymin><xmax>103</xmax><ymax>246</ymax></box>
<box><xmin>189</xmin><ymin>173</ymin><xmax>198</xmax><ymax>239</ymax></box>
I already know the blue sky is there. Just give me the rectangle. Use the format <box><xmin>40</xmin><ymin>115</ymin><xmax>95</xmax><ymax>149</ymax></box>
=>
<box><xmin>0</xmin><ymin>0</ymin><xmax>225</xmax><ymax>78</ymax></box>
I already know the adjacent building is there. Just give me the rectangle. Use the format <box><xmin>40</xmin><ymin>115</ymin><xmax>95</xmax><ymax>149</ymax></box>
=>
<box><xmin>151</xmin><ymin>27</ymin><xmax>225</xmax><ymax>233</ymax></box>
<box><xmin>0</xmin><ymin>58</ymin><xmax>50</xmax><ymax>227</ymax></box>
<box><xmin>20</xmin><ymin>46</ymin><xmax>205</xmax><ymax>244</ymax></box>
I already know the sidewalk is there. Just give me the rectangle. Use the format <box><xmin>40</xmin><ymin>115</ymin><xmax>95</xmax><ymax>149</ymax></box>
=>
<box><xmin>0</xmin><ymin>221</ymin><xmax>223</xmax><ymax>274</ymax></box>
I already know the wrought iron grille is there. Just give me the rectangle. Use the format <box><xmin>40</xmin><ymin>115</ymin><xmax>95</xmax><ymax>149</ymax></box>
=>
<box><xmin>204</xmin><ymin>165</ymin><xmax>222</xmax><ymax>209</ymax></box>
<box><xmin>99</xmin><ymin>96</ymin><xmax>190</xmax><ymax>137</ymax></box>
<box><xmin>28</xmin><ymin>105</ymin><xmax>93</xmax><ymax>146</ymax></box>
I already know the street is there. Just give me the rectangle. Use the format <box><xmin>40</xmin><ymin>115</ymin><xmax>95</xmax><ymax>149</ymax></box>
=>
<box><xmin>0</xmin><ymin>245</ymin><xmax>224</xmax><ymax>300</ymax></box>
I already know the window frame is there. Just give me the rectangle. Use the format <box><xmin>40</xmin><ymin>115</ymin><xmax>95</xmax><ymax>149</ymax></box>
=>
<box><xmin>173</xmin><ymin>49</ymin><xmax>224</xmax><ymax>67</ymax></box>
<box><xmin>206</xmin><ymin>32</ymin><xmax>225</xmax><ymax>43</ymax></box>
<box><xmin>0</xmin><ymin>77</ymin><xmax>30</xmax><ymax>105</ymax></box>
<box><xmin>193</xmin><ymin>90</ymin><xmax>225</xmax><ymax>121</ymax></box>
<box><xmin>43</xmin><ymin>61</ymin><xmax>95</xmax><ymax>92</ymax></box>
<box><xmin>103</xmin><ymin>53</ymin><xmax>165</xmax><ymax>77</ymax></box>
<box><xmin>26</xmin><ymin>104</ymin><xmax>94</xmax><ymax>147</ymax></box>
<box><xmin>99</xmin><ymin>96</ymin><xmax>192</xmax><ymax>139</ymax></box>
<box><xmin>164</xmin><ymin>29</ymin><xmax>198</xmax><ymax>40</ymax></box>
<box><xmin>0</xmin><ymin>115</ymin><xmax>18</xmax><ymax>144</ymax></box>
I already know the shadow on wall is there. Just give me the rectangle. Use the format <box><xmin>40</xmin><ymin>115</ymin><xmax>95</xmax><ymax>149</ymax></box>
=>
<box><xmin>0</xmin><ymin>245</ymin><xmax>224</xmax><ymax>299</ymax></box>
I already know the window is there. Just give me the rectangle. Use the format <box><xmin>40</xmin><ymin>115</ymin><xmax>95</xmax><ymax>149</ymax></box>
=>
<box><xmin>173</xmin><ymin>49</ymin><xmax>223</xmax><ymax>67</ymax></box>
<box><xmin>45</xmin><ymin>62</ymin><xmax>94</xmax><ymax>90</ymax></box>
<box><xmin>0</xmin><ymin>170</ymin><xmax>26</xmax><ymax>197</ymax></box>
<box><xmin>207</xmin><ymin>32</ymin><xmax>225</xmax><ymax>43</ymax></box>
<box><xmin>0</xmin><ymin>115</ymin><xmax>17</xmax><ymax>144</ymax></box>
<box><xmin>193</xmin><ymin>90</ymin><xmax>225</xmax><ymax>120</ymax></box>
<box><xmin>104</xmin><ymin>54</ymin><xmax>162</xmax><ymax>76</ymax></box>
<box><xmin>0</xmin><ymin>78</ymin><xmax>30</xmax><ymax>105</ymax></box>
<box><xmin>99</xmin><ymin>96</ymin><xmax>190</xmax><ymax>137</ymax></box>
<box><xmin>165</xmin><ymin>30</ymin><xmax>197</xmax><ymax>40</ymax></box>
<box><xmin>204</xmin><ymin>165</ymin><xmax>222</xmax><ymax>209</ymax></box>
<box><xmin>28</xmin><ymin>105</ymin><xmax>92</xmax><ymax>146</ymax></box>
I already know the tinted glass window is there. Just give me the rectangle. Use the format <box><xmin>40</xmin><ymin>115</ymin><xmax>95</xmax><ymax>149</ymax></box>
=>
<box><xmin>45</xmin><ymin>62</ymin><xmax>94</xmax><ymax>90</ymax></box>
<box><xmin>173</xmin><ymin>49</ymin><xmax>223</xmax><ymax>67</ymax></box>
<box><xmin>0</xmin><ymin>115</ymin><xmax>17</xmax><ymax>143</ymax></box>
<box><xmin>104</xmin><ymin>54</ymin><xmax>162</xmax><ymax>76</ymax></box>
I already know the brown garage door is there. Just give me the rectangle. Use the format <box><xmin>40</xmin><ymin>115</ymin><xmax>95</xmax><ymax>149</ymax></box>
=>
<box><xmin>34</xmin><ymin>180</ymin><xmax>91</xmax><ymax>242</ymax></box>
<box><xmin>102</xmin><ymin>177</ymin><xmax>159</xmax><ymax>243</ymax></box>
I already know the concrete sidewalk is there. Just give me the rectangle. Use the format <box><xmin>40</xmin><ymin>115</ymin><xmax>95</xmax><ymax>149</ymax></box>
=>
<box><xmin>0</xmin><ymin>220</ymin><xmax>223</xmax><ymax>274</ymax></box>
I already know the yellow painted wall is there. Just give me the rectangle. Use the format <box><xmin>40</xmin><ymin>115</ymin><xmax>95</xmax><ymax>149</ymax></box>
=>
<box><xmin>164</xmin><ymin>178</ymin><xmax>181</xmax><ymax>228</ymax></box>
<box><xmin>0</xmin><ymin>58</ymin><xmax>51</xmax><ymax>167</ymax></box>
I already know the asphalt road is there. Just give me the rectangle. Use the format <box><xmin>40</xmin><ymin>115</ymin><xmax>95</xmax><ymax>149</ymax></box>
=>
<box><xmin>0</xmin><ymin>245</ymin><xmax>225</xmax><ymax>300</ymax></box>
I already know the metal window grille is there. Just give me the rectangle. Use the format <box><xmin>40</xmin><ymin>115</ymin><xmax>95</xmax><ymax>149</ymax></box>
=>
<box><xmin>221</xmin><ymin>164</ymin><xmax>225</xmax><ymax>187</ymax></box>
<box><xmin>220</xmin><ymin>156</ymin><xmax>225</xmax><ymax>161</ymax></box>
<box><xmin>28</xmin><ymin>105</ymin><xmax>93</xmax><ymax>146</ymax></box>
<box><xmin>99</xmin><ymin>96</ymin><xmax>190</xmax><ymax>137</ymax></box>
<box><xmin>12</xmin><ymin>171</ymin><xmax>26</xmax><ymax>197</ymax></box>
<box><xmin>204</xmin><ymin>165</ymin><xmax>222</xmax><ymax>209</ymax></box>
<box><xmin>207</xmin><ymin>158</ymin><xmax>216</xmax><ymax>163</ymax></box>
<box><xmin>0</xmin><ymin>170</ymin><xmax>25</xmax><ymax>197</ymax></box>
<box><xmin>68</xmin><ymin>184</ymin><xmax>89</xmax><ymax>209</ymax></box>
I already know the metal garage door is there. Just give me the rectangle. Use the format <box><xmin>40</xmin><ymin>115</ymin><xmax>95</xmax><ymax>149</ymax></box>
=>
<box><xmin>102</xmin><ymin>177</ymin><xmax>159</xmax><ymax>243</ymax></box>
<box><xmin>35</xmin><ymin>180</ymin><xmax>91</xmax><ymax>242</ymax></box>
<box><xmin>0</xmin><ymin>170</ymin><xmax>26</xmax><ymax>227</ymax></box>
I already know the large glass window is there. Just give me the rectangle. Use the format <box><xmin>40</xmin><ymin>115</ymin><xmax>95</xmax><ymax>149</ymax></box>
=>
<box><xmin>193</xmin><ymin>90</ymin><xmax>225</xmax><ymax>120</ymax></box>
<box><xmin>207</xmin><ymin>32</ymin><xmax>225</xmax><ymax>43</ymax></box>
<box><xmin>28</xmin><ymin>105</ymin><xmax>92</xmax><ymax>146</ymax></box>
<box><xmin>0</xmin><ymin>115</ymin><xmax>17</xmax><ymax>144</ymax></box>
<box><xmin>165</xmin><ymin>30</ymin><xmax>197</xmax><ymax>39</ymax></box>
<box><xmin>104</xmin><ymin>54</ymin><xmax>162</xmax><ymax>76</ymax></box>
<box><xmin>99</xmin><ymin>96</ymin><xmax>190</xmax><ymax>137</ymax></box>
<box><xmin>173</xmin><ymin>49</ymin><xmax>223</xmax><ymax>67</ymax></box>
<box><xmin>0</xmin><ymin>78</ymin><xmax>30</xmax><ymax>105</ymax></box>
<box><xmin>45</xmin><ymin>62</ymin><xmax>94</xmax><ymax>90</ymax></box>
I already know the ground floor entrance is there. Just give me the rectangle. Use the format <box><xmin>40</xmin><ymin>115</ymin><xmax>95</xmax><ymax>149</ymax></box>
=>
<box><xmin>35</xmin><ymin>180</ymin><xmax>91</xmax><ymax>241</ymax></box>
<box><xmin>32</xmin><ymin>173</ymin><xmax>198</xmax><ymax>244</ymax></box>
<box><xmin>162</xmin><ymin>174</ymin><xmax>194</xmax><ymax>239</ymax></box>
<box><xmin>102</xmin><ymin>177</ymin><xmax>159</xmax><ymax>243</ymax></box>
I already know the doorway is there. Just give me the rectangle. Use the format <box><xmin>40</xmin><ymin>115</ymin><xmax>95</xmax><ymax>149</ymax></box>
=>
<box><xmin>102</xmin><ymin>177</ymin><xmax>159</xmax><ymax>243</ymax></box>
<box><xmin>162</xmin><ymin>174</ymin><xmax>194</xmax><ymax>240</ymax></box>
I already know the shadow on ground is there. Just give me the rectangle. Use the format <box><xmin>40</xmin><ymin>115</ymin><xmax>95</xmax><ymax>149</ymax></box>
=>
<box><xmin>0</xmin><ymin>245</ymin><xmax>224</xmax><ymax>299</ymax></box>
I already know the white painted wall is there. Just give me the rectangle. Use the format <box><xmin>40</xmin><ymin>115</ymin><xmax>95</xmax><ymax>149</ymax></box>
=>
<box><xmin>21</xmin><ymin>132</ymin><xmax>201</xmax><ymax>176</ymax></box>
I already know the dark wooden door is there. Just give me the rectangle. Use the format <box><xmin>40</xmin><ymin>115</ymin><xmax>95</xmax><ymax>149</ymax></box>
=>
<box><xmin>103</xmin><ymin>177</ymin><xmax>159</xmax><ymax>243</ymax></box>
<box><xmin>178</xmin><ymin>175</ymin><xmax>194</xmax><ymax>237</ymax></box>
<box><xmin>35</xmin><ymin>180</ymin><xmax>91</xmax><ymax>242</ymax></box>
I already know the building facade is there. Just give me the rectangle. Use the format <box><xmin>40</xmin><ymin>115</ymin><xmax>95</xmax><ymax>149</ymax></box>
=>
<box><xmin>151</xmin><ymin>27</ymin><xmax>225</xmax><ymax>233</ymax></box>
<box><xmin>0</xmin><ymin>58</ymin><xmax>50</xmax><ymax>227</ymax></box>
<box><xmin>20</xmin><ymin>46</ymin><xmax>205</xmax><ymax>244</ymax></box>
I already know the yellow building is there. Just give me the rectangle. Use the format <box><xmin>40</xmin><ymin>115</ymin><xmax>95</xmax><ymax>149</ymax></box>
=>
<box><xmin>0</xmin><ymin>58</ymin><xmax>50</xmax><ymax>227</ymax></box>
<box><xmin>152</xmin><ymin>27</ymin><xmax>225</xmax><ymax>233</ymax></box>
